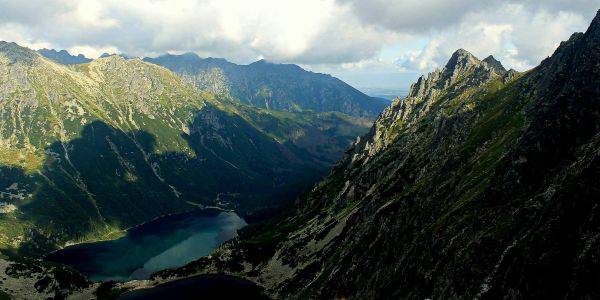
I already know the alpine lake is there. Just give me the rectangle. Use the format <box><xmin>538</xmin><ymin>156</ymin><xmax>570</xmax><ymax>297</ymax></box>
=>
<box><xmin>45</xmin><ymin>208</ymin><xmax>247</xmax><ymax>281</ymax></box>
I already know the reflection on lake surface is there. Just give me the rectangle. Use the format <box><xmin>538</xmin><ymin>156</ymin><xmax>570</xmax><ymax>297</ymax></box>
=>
<box><xmin>45</xmin><ymin>209</ymin><xmax>246</xmax><ymax>281</ymax></box>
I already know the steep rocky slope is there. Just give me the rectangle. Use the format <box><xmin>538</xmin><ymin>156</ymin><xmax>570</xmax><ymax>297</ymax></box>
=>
<box><xmin>0</xmin><ymin>42</ymin><xmax>368</xmax><ymax>256</ymax></box>
<box><xmin>144</xmin><ymin>54</ymin><xmax>388</xmax><ymax>117</ymax></box>
<box><xmin>152</xmin><ymin>11</ymin><xmax>600</xmax><ymax>300</ymax></box>
<box><xmin>0</xmin><ymin>257</ymin><xmax>93</xmax><ymax>299</ymax></box>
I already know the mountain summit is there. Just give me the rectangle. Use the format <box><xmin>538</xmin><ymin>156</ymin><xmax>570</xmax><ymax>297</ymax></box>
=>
<box><xmin>353</xmin><ymin>48</ymin><xmax>511</xmax><ymax>159</ymax></box>
<box><xmin>0</xmin><ymin>41</ymin><xmax>39</xmax><ymax>64</ymax></box>
<box><xmin>482</xmin><ymin>55</ymin><xmax>507</xmax><ymax>72</ymax></box>
<box><xmin>444</xmin><ymin>48</ymin><xmax>480</xmax><ymax>74</ymax></box>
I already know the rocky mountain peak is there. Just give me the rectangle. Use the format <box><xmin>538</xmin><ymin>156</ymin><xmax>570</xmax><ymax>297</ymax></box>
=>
<box><xmin>444</xmin><ymin>48</ymin><xmax>480</xmax><ymax>74</ymax></box>
<box><xmin>406</xmin><ymin>49</ymin><xmax>499</xmax><ymax>102</ymax></box>
<box><xmin>94</xmin><ymin>54</ymin><xmax>146</xmax><ymax>68</ymax></box>
<box><xmin>436</xmin><ymin>48</ymin><xmax>505</xmax><ymax>88</ymax></box>
<box><xmin>349</xmin><ymin>48</ymin><xmax>509</xmax><ymax>162</ymax></box>
<box><xmin>586</xmin><ymin>9</ymin><xmax>600</xmax><ymax>38</ymax></box>
<box><xmin>38</xmin><ymin>48</ymin><xmax>92</xmax><ymax>64</ymax></box>
<box><xmin>0</xmin><ymin>41</ymin><xmax>39</xmax><ymax>64</ymax></box>
<box><xmin>483</xmin><ymin>55</ymin><xmax>507</xmax><ymax>73</ymax></box>
<box><xmin>94</xmin><ymin>53</ymin><xmax>126</xmax><ymax>64</ymax></box>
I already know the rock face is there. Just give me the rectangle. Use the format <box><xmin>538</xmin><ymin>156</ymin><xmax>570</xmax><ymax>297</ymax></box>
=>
<box><xmin>144</xmin><ymin>54</ymin><xmax>389</xmax><ymax>118</ymax></box>
<box><xmin>350</xmin><ymin>48</ymin><xmax>509</xmax><ymax>161</ymax></box>
<box><xmin>160</xmin><ymin>11</ymin><xmax>600</xmax><ymax>300</ymax></box>
<box><xmin>0</xmin><ymin>258</ymin><xmax>93</xmax><ymax>299</ymax></box>
<box><xmin>0</xmin><ymin>42</ymin><xmax>369</xmax><ymax>256</ymax></box>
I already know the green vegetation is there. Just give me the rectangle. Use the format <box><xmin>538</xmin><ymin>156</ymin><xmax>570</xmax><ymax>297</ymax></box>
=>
<box><xmin>144</xmin><ymin>54</ymin><xmax>389</xmax><ymax>118</ymax></box>
<box><xmin>0</xmin><ymin>291</ymin><xmax>12</xmax><ymax>300</ymax></box>
<box><xmin>0</xmin><ymin>42</ymin><xmax>369</xmax><ymax>256</ymax></box>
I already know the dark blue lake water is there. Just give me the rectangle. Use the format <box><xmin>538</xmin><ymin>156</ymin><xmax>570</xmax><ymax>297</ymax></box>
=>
<box><xmin>45</xmin><ymin>209</ymin><xmax>247</xmax><ymax>281</ymax></box>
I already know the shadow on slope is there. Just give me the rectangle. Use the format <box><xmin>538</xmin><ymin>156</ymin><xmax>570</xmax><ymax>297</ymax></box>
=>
<box><xmin>1</xmin><ymin>106</ymin><xmax>333</xmax><ymax>256</ymax></box>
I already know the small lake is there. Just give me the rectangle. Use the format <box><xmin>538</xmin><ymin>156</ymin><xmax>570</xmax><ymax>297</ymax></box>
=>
<box><xmin>45</xmin><ymin>209</ymin><xmax>247</xmax><ymax>281</ymax></box>
<box><xmin>118</xmin><ymin>274</ymin><xmax>270</xmax><ymax>300</ymax></box>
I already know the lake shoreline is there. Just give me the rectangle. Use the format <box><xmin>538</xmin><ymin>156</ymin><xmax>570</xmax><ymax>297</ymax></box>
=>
<box><xmin>44</xmin><ymin>208</ymin><xmax>247</xmax><ymax>282</ymax></box>
<box><xmin>46</xmin><ymin>206</ymin><xmax>235</xmax><ymax>256</ymax></box>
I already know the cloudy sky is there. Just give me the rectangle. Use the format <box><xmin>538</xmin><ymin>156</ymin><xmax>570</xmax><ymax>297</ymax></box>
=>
<box><xmin>0</xmin><ymin>0</ymin><xmax>597</xmax><ymax>90</ymax></box>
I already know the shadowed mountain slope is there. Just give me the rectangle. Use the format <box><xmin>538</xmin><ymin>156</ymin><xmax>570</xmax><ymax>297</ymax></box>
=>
<box><xmin>37</xmin><ymin>48</ymin><xmax>92</xmax><ymax>64</ymax></box>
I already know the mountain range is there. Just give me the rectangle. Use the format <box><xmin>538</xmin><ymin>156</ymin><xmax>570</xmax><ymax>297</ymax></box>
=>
<box><xmin>38</xmin><ymin>50</ymin><xmax>388</xmax><ymax>118</ymax></box>
<box><xmin>144</xmin><ymin>54</ymin><xmax>388</xmax><ymax>117</ymax></box>
<box><xmin>142</xmin><ymin>10</ymin><xmax>600</xmax><ymax>300</ymax></box>
<box><xmin>0</xmin><ymin>42</ymin><xmax>370</xmax><ymax>257</ymax></box>
<box><xmin>37</xmin><ymin>49</ymin><xmax>92</xmax><ymax>65</ymax></box>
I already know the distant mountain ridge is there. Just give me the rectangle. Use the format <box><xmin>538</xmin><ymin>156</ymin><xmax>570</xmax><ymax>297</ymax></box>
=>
<box><xmin>37</xmin><ymin>49</ymin><xmax>390</xmax><ymax>117</ymax></box>
<box><xmin>37</xmin><ymin>48</ymin><xmax>92</xmax><ymax>64</ymax></box>
<box><xmin>144</xmin><ymin>53</ymin><xmax>389</xmax><ymax>117</ymax></box>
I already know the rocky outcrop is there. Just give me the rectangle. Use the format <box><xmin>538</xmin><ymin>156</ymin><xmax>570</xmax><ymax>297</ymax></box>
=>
<box><xmin>0</xmin><ymin>258</ymin><xmax>94</xmax><ymax>299</ymax></box>
<box><xmin>38</xmin><ymin>49</ymin><xmax>92</xmax><ymax>65</ymax></box>
<box><xmin>482</xmin><ymin>55</ymin><xmax>507</xmax><ymax>73</ymax></box>
<box><xmin>350</xmin><ymin>48</ymin><xmax>509</xmax><ymax>163</ymax></box>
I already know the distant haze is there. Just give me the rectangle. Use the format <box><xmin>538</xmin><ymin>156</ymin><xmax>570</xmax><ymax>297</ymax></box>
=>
<box><xmin>358</xmin><ymin>87</ymin><xmax>408</xmax><ymax>101</ymax></box>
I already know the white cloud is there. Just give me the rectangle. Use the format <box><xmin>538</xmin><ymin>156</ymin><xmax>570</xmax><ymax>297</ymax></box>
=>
<box><xmin>510</xmin><ymin>9</ymin><xmax>587</xmax><ymax>66</ymax></box>
<box><xmin>394</xmin><ymin>3</ymin><xmax>591</xmax><ymax>71</ymax></box>
<box><xmin>0</xmin><ymin>23</ymin><xmax>53</xmax><ymax>50</ymax></box>
<box><xmin>0</xmin><ymin>0</ymin><xmax>399</xmax><ymax>64</ymax></box>
<box><xmin>0</xmin><ymin>0</ymin><xmax>597</xmax><ymax>79</ymax></box>
<box><xmin>67</xmin><ymin>45</ymin><xmax>120</xmax><ymax>58</ymax></box>
<box><xmin>58</xmin><ymin>0</ymin><xmax>119</xmax><ymax>29</ymax></box>
<box><xmin>336</xmin><ymin>0</ymin><xmax>492</xmax><ymax>33</ymax></box>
